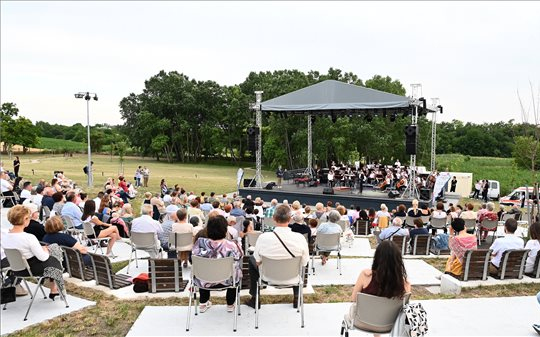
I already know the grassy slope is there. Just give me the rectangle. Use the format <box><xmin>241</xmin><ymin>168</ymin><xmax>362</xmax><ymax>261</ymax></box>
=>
<box><xmin>437</xmin><ymin>154</ymin><xmax>534</xmax><ymax>196</ymax></box>
<box><xmin>37</xmin><ymin>137</ymin><xmax>87</xmax><ymax>151</ymax></box>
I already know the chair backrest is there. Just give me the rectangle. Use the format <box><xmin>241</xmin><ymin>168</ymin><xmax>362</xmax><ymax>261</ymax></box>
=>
<box><xmin>405</xmin><ymin>216</ymin><xmax>416</xmax><ymax>227</ymax></box>
<box><xmin>480</xmin><ymin>219</ymin><xmax>498</xmax><ymax>231</ymax></box>
<box><xmin>355</xmin><ymin>220</ymin><xmax>370</xmax><ymax>235</ymax></box>
<box><xmin>463</xmin><ymin>219</ymin><xmax>476</xmax><ymax>231</ymax></box>
<box><xmin>168</xmin><ymin>232</ymin><xmax>193</xmax><ymax>252</ymax></box>
<box><xmin>62</xmin><ymin>246</ymin><xmax>84</xmax><ymax>280</ymax></box>
<box><xmin>462</xmin><ymin>249</ymin><xmax>492</xmax><ymax>281</ymax></box>
<box><xmin>337</xmin><ymin>220</ymin><xmax>349</xmax><ymax>232</ymax></box>
<box><xmin>42</xmin><ymin>205</ymin><xmax>51</xmax><ymax>218</ymax></box>
<box><xmin>259</xmin><ymin>255</ymin><xmax>302</xmax><ymax>286</ymax></box>
<box><xmin>420</xmin><ymin>215</ymin><xmax>431</xmax><ymax>224</ymax></box>
<box><xmin>3</xmin><ymin>248</ymin><xmax>31</xmax><ymax>274</ymax></box>
<box><xmin>411</xmin><ymin>234</ymin><xmax>431</xmax><ymax>255</ymax></box>
<box><xmin>498</xmin><ymin>249</ymin><xmax>529</xmax><ymax>280</ymax></box>
<box><xmin>430</xmin><ymin>217</ymin><xmax>447</xmax><ymax>229</ymax></box>
<box><xmin>390</xmin><ymin>235</ymin><xmax>407</xmax><ymax>255</ymax></box>
<box><xmin>235</xmin><ymin>216</ymin><xmax>246</xmax><ymax>233</ymax></box>
<box><xmin>63</xmin><ymin>215</ymin><xmax>76</xmax><ymax>230</ymax></box>
<box><xmin>315</xmin><ymin>232</ymin><xmax>341</xmax><ymax>251</ymax></box>
<box><xmin>191</xmin><ymin>255</ymin><xmax>235</xmax><ymax>284</ymax></box>
<box><xmin>82</xmin><ymin>222</ymin><xmax>96</xmax><ymax>237</ymax></box>
<box><xmin>149</xmin><ymin>258</ymin><xmax>185</xmax><ymax>293</ymax></box>
<box><xmin>246</xmin><ymin>231</ymin><xmax>262</xmax><ymax>248</ymax></box>
<box><xmin>131</xmin><ymin>231</ymin><xmax>157</xmax><ymax>249</ymax></box>
<box><xmin>353</xmin><ymin>292</ymin><xmax>410</xmax><ymax>333</ymax></box>
<box><xmin>501</xmin><ymin>213</ymin><xmax>514</xmax><ymax>222</ymax></box>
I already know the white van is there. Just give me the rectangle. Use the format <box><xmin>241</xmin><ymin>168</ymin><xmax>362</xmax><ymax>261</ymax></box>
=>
<box><xmin>469</xmin><ymin>180</ymin><xmax>500</xmax><ymax>200</ymax></box>
<box><xmin>499</xmin><ymin>186</ymin><xmax>534</xmax><ymax>207</ymax></box>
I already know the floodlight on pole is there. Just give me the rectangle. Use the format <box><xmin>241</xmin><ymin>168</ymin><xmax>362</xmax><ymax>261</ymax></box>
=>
<box><xmin>75</xmin><ymin>91</ymin><xmax>98</xmax><ymax>187</ymax></box>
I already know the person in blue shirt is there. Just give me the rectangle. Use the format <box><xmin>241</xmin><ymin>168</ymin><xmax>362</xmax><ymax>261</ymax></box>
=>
<box><xmin>61</xmin><ymin>191</ymin><xmax>83</xmax><ymax>229</ymax></box>
<box><xmin>409</xmin><ymin>218</ymin><xmax>429</xmax><ymax>243</ymax></box>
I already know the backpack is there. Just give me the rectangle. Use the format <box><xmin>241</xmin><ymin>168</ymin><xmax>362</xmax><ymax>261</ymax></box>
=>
<box><xmin>390</xmin><ymin>303</ymin><xmax>428</xmax><ymax>337</ymax></box>
<box><xmin>83</xmin><ymin>166</ymin><xmax>88</xmax><ymax>174</ymax></box>
<box><xmin>431</xmin><ymin>233</ymin><xmax>449</xmax><ymax>250</ymax></box>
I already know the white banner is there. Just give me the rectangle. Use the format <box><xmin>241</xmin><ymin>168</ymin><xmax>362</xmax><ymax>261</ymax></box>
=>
<box><xmin>236</xmin><ymin>168</ymin><xmax>244</xmax><ymax>191</ymax></box>
<box><xmin>432</xmin><ymin>172</ymin><xmax>452</xmax><ymax>203</ymax></box>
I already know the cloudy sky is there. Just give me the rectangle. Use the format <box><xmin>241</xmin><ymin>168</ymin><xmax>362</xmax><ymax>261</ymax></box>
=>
<box><xmin>1</xmin><ymin>1</ymin><xmax>539</xmax><ymax>126</ymax></box>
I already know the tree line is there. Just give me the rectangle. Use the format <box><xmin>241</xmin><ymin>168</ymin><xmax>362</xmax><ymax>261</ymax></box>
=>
<box><xmin>1</xmin><ymin>68</ymin><xmax>536</xmax><ymax>171</ymax></box>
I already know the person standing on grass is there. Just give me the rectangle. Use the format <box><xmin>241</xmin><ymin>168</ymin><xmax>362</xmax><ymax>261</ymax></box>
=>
<box><xmin>142</xmin><ymin>166</ymin><xmax>150</xmax><ymax>187</ymax></box>
<box><xmin>450</xmin><ymin>176</ymin><xmax>457</xmax><ymax>193</ymax></box>
<box><xmin>134</xmin><ymin>166</ymin><xmax>142</xmax><ymax>187</ymax></box>
<box><xmin>13</xmin><ymin>156</ymin><xmax>20</xmax><ymax>177</ymax></box>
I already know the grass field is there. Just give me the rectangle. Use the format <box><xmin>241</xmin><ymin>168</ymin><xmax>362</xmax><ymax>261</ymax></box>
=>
<box><xmin>4</xmin><ymin>153</ymin><xmax>272</xmax><ymax>215</ymax></box>
<box><xmin>437</xmin><ymin>154</ymin><xmax>535</xmax><ymax>196</ymax></box>
<box><xmin>37</xmin><ymin>137</ymin><xmax>87</xmax><ymax>151</ymax></box>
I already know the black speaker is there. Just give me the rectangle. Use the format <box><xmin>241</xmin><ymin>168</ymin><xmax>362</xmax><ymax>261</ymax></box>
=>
<box><xmin>405</xmin><ymin>124</ymin><xmax>418</xmax><ymax>155</ymax></box>
<box><xmin>264</xmin><ymin>182</ymin><xmax>275</xmax><ymax>190</ymax></box>
<box><xmin>420</xmin><ymin>188</ymin><xmax>431</xmax><ymax>200</ymax></box>
<box><xmin>247</xmin><ymin>126</ymin><xmax>259</xmax><ymax>152</ymax></box>
<box><xmin>388</xmin><ymin>190</ymin><xmax>400</xmax><ymax>198</ymax></box>
<box><xmin>322</xmin><ymin>187</ymin><xmax>334</xmax><ymax>195</ymax></box>
<box><xmin>243</xmin><ymin>179</ymin><xmax>256</xmax><ymax>187</ymax></box>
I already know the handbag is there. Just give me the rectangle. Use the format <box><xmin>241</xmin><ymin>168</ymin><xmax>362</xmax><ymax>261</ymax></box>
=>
<box><xmin>390</xmin><ymin>302</ymin><xmax>428</xmax><ymax>337</ymax></box>
<box><xmin>1</xmin><ymin>278</ymin><xmax>16</xmax><ymax>305</ymax></box>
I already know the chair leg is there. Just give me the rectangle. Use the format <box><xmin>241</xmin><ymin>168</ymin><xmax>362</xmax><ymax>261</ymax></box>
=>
<box><xmin>233</xmin><ymin>286</ymin><xmax>238</xmax><ymax>332</ymax></box>
<box><xmin>135</xmin><ymin>250</ymin><xmax>139</xmax><ymax>269</ymax></box>
<box><xmin>23</xmin><ymin>277</ymin><xmax>45</xmax><ymax>321</ymax></box>
<box><xmin>237</xmin><ymin>285</ymin><xmax>241</xmax><ymax>316</ymax></box>
<box><xmin>255</xmin><ymin>281</ymin><xmax>260</xmax><ymax>329</ymax></box>
<box><xmin>55</xmin><ymin>280</ymin><xmax>69</xmax><ymax>308</ymax></box>
<box><xmin>300</xmin><ymin>284</ymin><xmax>304</xmax><ymax>328</ymax></box>
<box><xmin>311</xmin><ymin>253</ymin><xmax>315</xmax><ymax>275</ymax></box>
<box><xmin>338</xmin><ymin>253</ymin><xmax>342</xmax><ymax>275</ymax></box>
<box><xmin>186</xmin><ymin>285</ymin><xmax>193</xmax><ymax>331</ymax></box>
<box><xmin>21</xmin><ymin>279</ymin><xmax>33</xmax><ymax>299</ymax></box>
<box><xmin>127</xmin><ymin>247</ymin><xmax>133</xmax><ymax>273</ymax></box>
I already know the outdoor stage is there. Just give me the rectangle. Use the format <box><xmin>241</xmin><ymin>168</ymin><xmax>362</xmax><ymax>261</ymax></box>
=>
<box><xmin>239</xmin><ymin>181</ymin><xmax>418</xmax><ymax>209</ymax></box>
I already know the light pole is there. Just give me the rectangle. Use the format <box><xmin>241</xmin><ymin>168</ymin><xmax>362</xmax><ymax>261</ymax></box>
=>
<box><xmin>75</xmin><ymin>92</ymin><xmax>98</xmax><ymax>187</ymax></box>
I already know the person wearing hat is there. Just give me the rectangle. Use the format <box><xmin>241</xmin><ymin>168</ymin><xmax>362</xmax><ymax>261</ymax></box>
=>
<box><xmin>158</xmin><ymin>204</ymin><xmax>179</xmax><ymax>257</ymax></box>
<box><xmin>22</xmin><ymin>201</ymin><xmax>45</xmax><ymax>241</ymax></box>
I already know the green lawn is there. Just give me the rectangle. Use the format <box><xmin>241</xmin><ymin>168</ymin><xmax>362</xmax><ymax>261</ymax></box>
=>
<box><xmin>437</xmin><ymin>154</ymin><xmax>535</xmax><ymax>196</ymax></box>
<box><xmin>37</xmin><ymin>137</ymin><xmax>87</xmax><ymax>151</ymax></box>
<box><xmin>9</xmin><ymin>153</ymin><xmax>272</xmax><ymax>215</ymax></box>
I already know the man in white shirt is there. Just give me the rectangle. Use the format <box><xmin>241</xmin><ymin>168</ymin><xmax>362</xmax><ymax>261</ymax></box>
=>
<box><xmin>227</xmin><ymin>216</ymin><xmax>239</xmax><ymax>241</ymax></box>
<box><xmin>244</xmin><ymin>205</ymin><xmax>309</xmax><ymax>310</ymax></box>
<box><xmin>93</xmin><ymin>191</ymin><xmax>104</xmax><ymax>209</ymax></box>
<box><xmin>489</xmin><ymin>218</ymin><xmax>524</xmax><ymax>274</ymax></box>
<box><xmin>19</xmin><ymin>181</ymin><xmax>32</xmax><ymax>203</ymax></box>
<box><xmin>131</xmin><ymin>204</ymin><xmax>163</xmax><ymax>258</ymax></box>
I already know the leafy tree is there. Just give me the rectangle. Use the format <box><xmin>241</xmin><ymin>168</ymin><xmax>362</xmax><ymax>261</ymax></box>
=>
<box><xmin>1</xmin><ymin>102</ymin><xmax>19</xmax><ymax>153</ymax></box>
<box><xmin>13</xmin><ymin>117</ymin><xmax>39</xmax><ymax>153</ymax></box>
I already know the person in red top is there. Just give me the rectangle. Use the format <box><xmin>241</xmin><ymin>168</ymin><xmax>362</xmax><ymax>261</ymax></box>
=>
<box><xmin>478</xmin><ymin>202</ymin><xmax>498</xmax><ymax>241</ymax></box>
<box><xmin>118</xmin><ymin>176</ymin><xmax>129</xmax><ymax>193</ymax></box>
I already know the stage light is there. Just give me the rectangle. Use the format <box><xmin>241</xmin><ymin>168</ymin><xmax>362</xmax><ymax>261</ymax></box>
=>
<box><xmin>94</xmin><ymin>94</ymin><xmax>98</xmax><ymax>101</ymax></box>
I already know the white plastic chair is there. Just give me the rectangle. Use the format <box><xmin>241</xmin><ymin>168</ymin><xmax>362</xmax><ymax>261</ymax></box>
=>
<box><xmin>168</xmin><ymin>232</ymin><xmax>193</xmax><ymax>253</ymax></box>
<box><xmin>128</xmin><ymin>232</ymin><xmax>161</xmax><ymax>273</ymax></box>
<box><xmin>340</xmin><ymin>292</ymin><xmax>410</xmax><ymax>336</ymax></box>
<box><xmin>311</xmin><ymin>232</ymin><xmax>342</xmax><ymax>275</ymax></box>
<box><xmin>478</xmin><ymin>219</ymin><xmax>499</xmax><ymax>245</ymax></box>
<box><xmin>82</xmin><ymin>222</ymin><xmax>108</xmax><ymax>254</ymax></box>
<box><xmin>245</xmin><ymin>231</ymin><xmax>262</xmax><ymax>254</ymax></box>
<box><xmin>186</xmin><ymin>256</ymin><xmax>241</xmax><ymax>332</ymax></box>
<box><xmin>256</xmin><ymin>256</ymin><xmax>305</xmax><ymax>329</ymax></box>
<box><xmin>3</xmin><ymin>248</ymin><xmax>69</xmax><ymax>321</ymax></box>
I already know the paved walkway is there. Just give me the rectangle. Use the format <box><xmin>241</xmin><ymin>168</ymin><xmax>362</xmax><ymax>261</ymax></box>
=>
<box><xmin>1</xmin><ymin>283</ymin><xmax>95</xmax><ymax>336</ymax></box>
<box><xmin>127</xmin><ymin>296</ymin><xmax>540</xmax><ymax>336</ymax></box>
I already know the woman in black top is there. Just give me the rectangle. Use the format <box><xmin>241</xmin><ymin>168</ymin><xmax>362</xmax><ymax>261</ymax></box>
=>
<box><xmin>43</xmin><ymin>216</ymin><xmax>91</xmax><ymax>266</ymax></box>
<box><xmin>13</xmin><ymin>156</ymin><xmax>20</xmax><ymax>177</ymax></box>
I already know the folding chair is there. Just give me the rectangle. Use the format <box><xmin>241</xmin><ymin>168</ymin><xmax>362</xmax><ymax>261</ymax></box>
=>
<box><xmin>41</xmin><ymin>205</ymin><xmax>52</xmax><ymax>222</ymax></box>
<box><xmin>337</xmin><ymin>220</ymin><xmax>350</xmax><ymax>232</ymax></box>
<box><xmin>256</xmin><ymin>256</ymin><xmax>305</xmax><ymax>329</ymax></box>
<box><xmin>62</xmin><ymin>215</ymin><xmax>84</xmax><ymax>242</ymax></box>
<box><xmin>420</xmin><ymin>215</ymin><xmax>431</xmax><ymax>225</ymax></box>
<box><xmin>463</xmin><ymin>219</ymin><xmax>477</xmax><ymax>234</ymax></box>
<box><xmin>261</xmin><ymin>217</ymin><xmax>273</xmax><ymax>232</ymax></box>
<box><xmin>311</xmin><ymin>232</ymin><xmax>341</xmax><ymax>275</ymax></box>
<box><xmin>186</xmin><ymin>256</ymin><xmax>241</xmax><ymax>332</ymax></box>
<box><xmin>478</xmin><ymin>219</ymin><xmax>499</xmax><ymax>245</ymax></box>
<box><xmin>128</xmin><ymin>232</ymin><xmax>161</xmax><ymax>273</ymax></box>
<box><xmin>245</xmin><ymin>231</ymin><xmax>262</xmax><ymax>255</ymax></box>
<box><xmin>405</xmin><ymin>216</ymin><xmax>417</xmax><ymax>228</ymax></box>
<box><xmin>3</xmin><ymin>248</ymin><xmax>69</xmax><ymax>320</ymax></box>
<box><xmin>340</xmin><ymin>292</ymin><xmax>410</xmax><ymax>337</ymax></box>
<box><xmin>429</xmin><ymin>217</ymin><xmax>447</xmax><ymax>234</ymax></box>
<box><xmin>82</xmin><ymin>222</ymin><xmax>108</xmax><ymax>254</ymax></box>
<box><xmin>410</xmin><ymin>234</ymin><xmax>431</xmax><ymax>255</ymax></box>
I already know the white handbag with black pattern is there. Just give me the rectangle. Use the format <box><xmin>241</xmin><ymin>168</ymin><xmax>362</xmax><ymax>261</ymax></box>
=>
<box><xmin>390</xmin><ymin>302</ymin><xmax>428</xmax><ymax>337</ymax></box>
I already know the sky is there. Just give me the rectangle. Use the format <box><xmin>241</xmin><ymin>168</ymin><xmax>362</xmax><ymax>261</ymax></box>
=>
<box><xmin>1</xmin><ymin>1</ymin><xmax>539</xmax><ymax>126</ymax></box>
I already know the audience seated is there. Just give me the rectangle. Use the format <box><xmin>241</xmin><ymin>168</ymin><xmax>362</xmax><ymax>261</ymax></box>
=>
<box><xmin>61</xmin><ymin>191</ymin><xmax>84</xmax><ymax>229</ymax></box>
<box><xmin>377</xmin><ymin>217</ymin><xmax>408</xmax><ymax>243</ymax></box>
<box><xmin>244</xmin><ymin>205</ymin><xmax>309</xmax><ymax>309</ymax></box>
<box><xmin>158</xmin><ymin>205</ymin><xmax>179</xmax><ymax>255</ymax></box>
<box><xmin>407</xmin><ymin>199</ymin><xmax>422</xmax><ymax>218</ymax></box>
<box><xmin>445</xmin><ymin>218</ymin><xmax>478</xmax><ymax>276</ymax></box>
<box><xmin>131</xmin><ymin>204</ymin><xmax>163</xmax><ymax>258</ymax></box>
<box><xmin>51</xmin><ymin>191</ymin><xmax>64</xmax><ymax>215</ymax></box>
<box><xmin>409</xmin><ymin>219</ymin><xmax>429</xmax><ymax>243</ymax></box>
<box><xmin>289</xmin><ymin>213</ymin><xmax>311</xmax><ymax>243</ymax></box>
<box><xmin>394</xmin><ymin>204</ymin><xmax>407</xmax><ymax>217</ymax></box>
<box><xmin>192</xmin><ymin>215</ymin><xmax>242</xmax><ymax>313</ymax></box>
<box><xmin>489</xmin><ymin>218</ymin><xmax>524</xmax><ymax>275</ymax></box>
<box><xmin>478</xmin><ymin>202</ymin><xmax>498</xmax><ymax>241</ymax></box>
<box><xmin>316</xmin><ymin>210</ymin><xmax>343</xmax><ymax>265</ymax></box>
<box><xmin>172</xmin><ymin>208</ymin><xmax>194</xmax><ymax>267</ymax></box>
<box><xmin>373</xmin><ymin>203</ymin><xmax>391</xmax><ymax>229</ymax></box>
<box><xmin>22</xmin><ymin>201</ymin><xmax>45</xmax><ymax>241</ymax></box>
<box><xmin>82</xmin><ymin>200</ymin><xmax>121</xmax><ymax>258</ymax></box>
<box><xmin>43</xmin><ymin>216</ymin><xmax>91</xmax><ymax>266</ymax></box>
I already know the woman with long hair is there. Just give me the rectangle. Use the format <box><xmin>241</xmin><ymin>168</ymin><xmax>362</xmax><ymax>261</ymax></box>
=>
<box><xmin>348</xmin><ymin>240</ymin><xmax>411</xmax><ymax>333</ymax></box>
<box><xmin>82</xmin><ymin>200</ymin><xmax>121</xmax><ymax>257</ymax></box>
<box><xmin>445</xmin><ymin>218</ymin><xmax>477</xmax><ymax>276</ymax></box>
